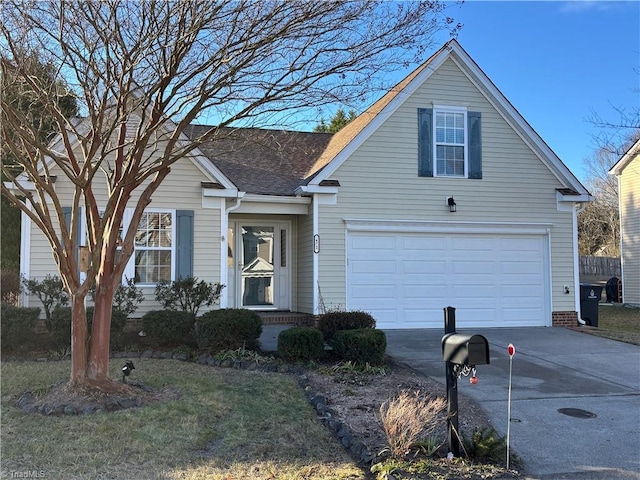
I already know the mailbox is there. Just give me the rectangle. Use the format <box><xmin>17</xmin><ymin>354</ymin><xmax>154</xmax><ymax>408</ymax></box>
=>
<box><xmin>442</xmin><ymin>333</ymin><xmax>490</xmax><ymax>365</ymax></box>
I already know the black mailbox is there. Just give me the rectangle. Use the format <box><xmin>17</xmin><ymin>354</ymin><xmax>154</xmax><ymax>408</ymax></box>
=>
<box><xmin>442</xmin><ymin>333</ymin><xmax>490</xmax><ymax>365</ymax></box>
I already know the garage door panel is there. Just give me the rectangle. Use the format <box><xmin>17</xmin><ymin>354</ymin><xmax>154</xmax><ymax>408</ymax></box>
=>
<box><xmin>347</xmin><ymin>232</ymin><xmax>548</xmax><ymax>328</ymax></box>
<box><xmin>351</xmin><ymin>259</ymin><xmax>396</xmax><ymax>275</ymax></box>
<box><xmin>402</xmin><ymin>236</ymin><xmax>447</xmax><ymax>251</ymax></box>
<box><xmin>452</xmin><ymin>261</ymin><xmax>497</xmax><ymax>275</ymax></box>
<box><xmin>402</xmin><ymin>260</ymin><xmax>447</xmax><ymax>275</ymax></box>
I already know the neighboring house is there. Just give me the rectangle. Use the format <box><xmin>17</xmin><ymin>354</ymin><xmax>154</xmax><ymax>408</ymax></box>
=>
<box><xmin>17</xmin><ymin>40</ymin><xmax>593</xmax><ymax>329</ymax></box>
<box><xmin>609</xmin><ymin>139</ymin><xmax>640</xmax><ymax>306</ymax></box>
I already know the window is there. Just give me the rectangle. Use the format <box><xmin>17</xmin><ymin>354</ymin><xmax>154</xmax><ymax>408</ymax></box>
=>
<box><xmin>418</xmin><ymin>107</ymin><xmax>482</xmax><ymax>179</ymax></box>
<box><xmin>134</xmin><ymin>211</ymin><xmax>174</xmax><ymax>284</ymax></box>
<box><xmin>435</xmin><ymin>109</ymin><xmax>466</xmax><ymax>177</ymax></box>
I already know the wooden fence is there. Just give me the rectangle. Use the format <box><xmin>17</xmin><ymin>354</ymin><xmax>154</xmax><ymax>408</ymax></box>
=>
<box><xmin>579</xmin><ymin>256</ymin><xmax>621</xmax><ymax>277</ymax></box>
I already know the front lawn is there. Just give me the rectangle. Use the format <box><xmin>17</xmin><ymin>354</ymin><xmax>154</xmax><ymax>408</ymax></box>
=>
<box><xmin>586</xmin><ymin>305</ymin><xmax>640</xmax><ymax>345</ymax></box>
<box><xmin>1</xmin><ymin>359</ymin><xmax>364</xmax><ymax>480</ymax></box>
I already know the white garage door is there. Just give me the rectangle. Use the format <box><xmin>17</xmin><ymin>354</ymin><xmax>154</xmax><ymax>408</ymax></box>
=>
<box><xmin>347</xmin><ymin>232</ymin><xmax>549</xmax><ymax>329</ymax></box>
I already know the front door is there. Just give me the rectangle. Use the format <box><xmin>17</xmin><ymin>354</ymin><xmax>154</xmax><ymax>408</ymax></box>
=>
<box><xmin>228</xmin><ymin>222</ymin><xmax>290</xmax><ymax>310</ymax></box>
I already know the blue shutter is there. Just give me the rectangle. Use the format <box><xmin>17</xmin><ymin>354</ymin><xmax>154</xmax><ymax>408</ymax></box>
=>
<box><xmin>175</xmin><ymin>210</ymin><xmax>194</xmax><ymax>279</ymax></box>
<box><xmin>468</xmin><ymin>111</ymin><xmax>482</xmax><ymax>179</ymax></box>
<box><xmin>418</xmin><ymin>108</ymin><xmax>434</xmax><ymax>177</ymax></box>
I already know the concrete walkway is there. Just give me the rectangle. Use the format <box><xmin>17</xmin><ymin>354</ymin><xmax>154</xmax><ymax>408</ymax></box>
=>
<box><xmin>384</xmin><ymin>327</ymin><xmax>640</xmax><ymax>479</ymax></box>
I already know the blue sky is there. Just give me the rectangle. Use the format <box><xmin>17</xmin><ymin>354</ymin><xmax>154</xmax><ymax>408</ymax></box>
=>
<box><xmin>430</xmin><ymin>0</ymin><xmax>639</xmax><ymax>182</ymax></box>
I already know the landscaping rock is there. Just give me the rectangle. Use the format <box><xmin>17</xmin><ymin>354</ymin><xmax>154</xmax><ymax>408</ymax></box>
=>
<box><xmin>172</xmin><ymin>353</ymin><xmax>188</xmax><ymax>361</ymax></box>
<box><xmin>141</xmin><ymin>350</ymin><xmax>153</xmax><ymax>358</ymax></box>
<box><xmin>64</xmin><ymin>405</ymin><xmax>78</xmax><ymax>415</ymax></box>
<box><xmin>160</xmin><ymin>351</ymin><xmax>173</xmax><ymax>359</ymax></box>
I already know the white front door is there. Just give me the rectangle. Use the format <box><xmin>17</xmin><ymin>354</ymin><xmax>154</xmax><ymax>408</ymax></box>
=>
<box><xmin>228</xmin><ymin>221</ymin><xmax>290</xmax><ymax>310</ymax></box>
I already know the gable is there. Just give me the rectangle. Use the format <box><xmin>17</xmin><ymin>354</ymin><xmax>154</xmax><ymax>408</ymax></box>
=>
<box><xmin>308</xmin><ymin>40</ymin><xmax>589</xmax><ymax>197</ymax></box>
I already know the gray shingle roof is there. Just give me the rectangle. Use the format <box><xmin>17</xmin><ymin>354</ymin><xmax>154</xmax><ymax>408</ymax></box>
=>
<box><xmin>184</xmin><ymin>125</ymin><xmax>333</xmax><ymax>196</ymax></box>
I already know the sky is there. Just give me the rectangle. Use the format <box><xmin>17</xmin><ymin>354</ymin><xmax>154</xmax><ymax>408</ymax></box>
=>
<box><xmin>426</xmin><ymin>0</ymin><xmax>640</xmax><ymax>182</ymax></box>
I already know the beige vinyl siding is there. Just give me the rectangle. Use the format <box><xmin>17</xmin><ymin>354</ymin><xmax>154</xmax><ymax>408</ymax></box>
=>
<box><xmin>316</xmin><ymin>57</ymin><xmax>576</xmax><ymax>315</ymax></box>
<box><xmin>24</xmin><ymin>144</ymin><xmax>221</xmax><ymax>316</ymax></box>
<box><xmin>619</xmin><ymin>155</ymin><xmax>640</xmax><ymax>305</ymax></box>
<box><xmin>296</xmin><ymin>212</ymin><xmax>314</xmax><ymax>313</ymax></box>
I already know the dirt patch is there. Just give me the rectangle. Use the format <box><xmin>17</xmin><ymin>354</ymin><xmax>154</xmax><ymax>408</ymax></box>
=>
<box><xmin>305</xmin><ymin>360</ymin><xmax>494</xmax><ymax>457</ymax></box>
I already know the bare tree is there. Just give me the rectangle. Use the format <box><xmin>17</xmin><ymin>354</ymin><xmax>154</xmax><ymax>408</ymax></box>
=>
<box><xmin>1</xmin><ymin>0</ymin><xmax>460</xmax><ymax>387</ymax></box>
<box><xmin>578</xmin><ymin>133</ymin><xmax>639</xmax><ymax>256</ymax></box>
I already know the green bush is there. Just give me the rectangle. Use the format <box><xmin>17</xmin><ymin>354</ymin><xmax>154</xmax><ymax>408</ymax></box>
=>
<box><xmin>196</xmin><ymin>308</ymin><xmax>262</xmax><ymax>352</ymax></box>
<box><xmin>22</xmin><ymin>275</ymin><xmax>69</xmax><ymax>333</ymax></box>
<box><xmin>142</xmin><ymin>310</ymin><xmax>196</xmax><ymax>347</ymax></box>
<box><xmin>332</xmin><ymin>328</ymin><xmax>387</xmax><ymax>366</ymax></box>
<box><xmin>277</xmin><ymin>327</ymin><xmax>324</xmax><ymax>361</ymax></box>
<box><xmin>0</xmin><ymin>304</ymin><xmax>40</xmax><ymax>351</ymax></box>
<box><xmin>317</xmin><ymin>310</ymin><xmax>376</xmax><ymax>342</ymax></box>
<box><xmin>50</xmin><ymin>306</ymin><xmax>129</xmax><ymax>348</ymax></box>
<box><xmin>155</xmin><ymin>277</ymin><xmax>224</xmax><ymax>316</ymax></box>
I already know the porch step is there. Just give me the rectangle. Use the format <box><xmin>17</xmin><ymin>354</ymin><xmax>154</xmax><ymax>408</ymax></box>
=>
<box><xmin>257</xmin><ymin>311</ymin><xmax>314</xmax><ymax>326</ymax></box>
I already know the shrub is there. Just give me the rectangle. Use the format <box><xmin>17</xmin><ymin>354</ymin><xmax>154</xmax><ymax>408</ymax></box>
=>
<box><xmin>379</xmin><ymin>390</ymin><xmax>446</xmax><ymax>458</ymax></box>
<box><xmin>50</xmin><ymin>306</ymin><xmax>72</xmax><ymax>348</ymax></box>
<box><xmin>142</xmin><ymin>310</ymin><xmax>196</xmax><ymax>347</ymax></box>
<box><xmin>277</xmin><ymin>327</ymin><xmax>324</xmax><ymax>361</ymax></box>
<box><xmin>196</xmin><ymin>308</ymin><xmax>262</xmax><ymax>352</ymax></box>
<box><xmin>332</xmin><ymin>328</ymin><xmax>387</xmax><ymax>365</ymax></box>
<box><xmin>462</xmin><ymin>427</ymin><xmax>507</xmax><ymax>462</ymax></box>
<box><xmin>317</xmin><ymin>310</ymin><xmax>376</xmax><ymax>342</ymax></box>
<box><xmin>22</xmin><ymin>275</ymin><xmax>69</xmax><ymax>332</ymax></box>
<box><xmin>0</xmin><ymin>270</ymin><xmax>21</xmax><ymax>305</ymax></box>
<box><xmin>0</xmin><ymin>304</ymin><xmax>40</xmax><ymax>351</ymax></box>
<box><xmin>155</xmin><ymin>277</ymin><xmax>224</xmax><ymax>316</ymax></box>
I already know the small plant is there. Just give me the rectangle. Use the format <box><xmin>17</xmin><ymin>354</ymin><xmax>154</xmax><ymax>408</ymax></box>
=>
<box><xmin>332</xmin><ymin>328</ymin><xmax>387</xmax><ymax>366</ymax></box>
<box><xmin>462</xmin><ymin>427</ymin><xmax>507</xmax><ymax>462</ymax></box>
<box><xmin>22</xmin><ymin>274</ymin><xmax>69</xmax><ymax>332</ymax></box>
<box><xmin>412</xmin><ymin>436</ymin><xmax>443</xmax><ymax>457</ymax></box>
<box><xmin>142</xmin><ymin>310</ymin><xmax>196</xmax><ymax>347</ymax></box>
<box><xmin>317</xmin><ymin>310</ymin><xmax>376</xmax><ymax>342</ymax></box>
<box><xmin>213</xmin><ymin>346</ymin><xmax>275</xmax><ymax>365</ymax></box>
<box><xmin>0</xmin><ymin>304</ymin><xmax>40</xmax><ymax>351</ymax></box>
<box><xmin>379</xmin><ymin>390</ymin><xmax>446</xmax><ymax>458</ymax></box>
<box><xmin>195</xmin><ymin>308</ymin><xmax>262</xmax><ymax>351</ymax></box>
<box><xmin>90</xmin><ymin>277</ymin><xmax>144</xmax><ymax>316</ymax></box>
<box><xmin>277</xmin><ymin>326</ymin><xmax>324</xmax><ymax>361</ymax></box>
<box><xmin>155</xmin><ymin>277</ymin><xmax>223</xmax><ymax>316</ymax></box>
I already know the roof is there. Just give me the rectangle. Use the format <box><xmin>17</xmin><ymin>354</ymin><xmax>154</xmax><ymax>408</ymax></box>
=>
<box><xmin>184</xmin><ymin>39</ymin><xmax>589</xmax><ymax>197</ymax></box>
<box><xmin>184</xmin><ymin>126</ymin><xmax>332</xmax><ymax>196</ymax></box>
<box><xmin>609</xmin><ymin>137</ymin><xmax>640</xmax><ymax>176</ymax></box>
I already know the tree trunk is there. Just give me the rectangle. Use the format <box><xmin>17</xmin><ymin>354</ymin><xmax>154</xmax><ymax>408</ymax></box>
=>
<box><xmin>88</xmin><ymin>281</ymin><xmax>116</xmax><ymax>380</ymax></box>
<box><xmin>70</xmin><ymin>294</ymin><xmax>89</xmax><ymax>383</ymax></box>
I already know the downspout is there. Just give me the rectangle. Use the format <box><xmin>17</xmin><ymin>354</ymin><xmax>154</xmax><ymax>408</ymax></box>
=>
<box><xmin>574</xmin><ymin>202</ymin><xmax>588</xmax><ymax>325</ymax></box>
<box><xmin>312</xmin><ymin>194</ymin><xmax>319</xmax><ymax>315</ymax></box>
<box><xmin>220</xmin><ymin>193</ymin><xmax>244</xmax><ymax>308</ymax></box>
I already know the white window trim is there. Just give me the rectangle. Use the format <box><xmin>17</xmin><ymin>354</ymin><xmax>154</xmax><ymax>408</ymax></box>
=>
<box><xmin>131</xmin><ymin>208</ymin><xmax>177</xmax><ymax>286</ymax></box>
<box><xmin>433</xmin><ymin>105</ymin><xmax>468</xmax><ymax>178</ymax></box>
<box><xmin>79</xmin><ymin>207</ymin><xmax>177</xmax><ymax>286</ymax></box>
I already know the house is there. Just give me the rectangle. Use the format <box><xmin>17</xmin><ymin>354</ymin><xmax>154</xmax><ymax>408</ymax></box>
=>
<box><xmin>18</xmin><ymin>40</ymin><xmax>593</xmax><ymax>329</ymax></box>
<box><xmin>609</xmin><ymin>139</ymin><xmax>640</xmax><ymax>306</ymax></box>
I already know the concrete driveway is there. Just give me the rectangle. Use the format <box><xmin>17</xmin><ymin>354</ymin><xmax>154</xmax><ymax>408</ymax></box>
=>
<box><xmin>384</xmin><ymin>327</ymin><xmax>640</xmax><ymax>479</ymax></box>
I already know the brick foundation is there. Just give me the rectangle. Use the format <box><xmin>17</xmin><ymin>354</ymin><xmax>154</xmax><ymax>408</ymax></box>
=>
<box><xmin>552</xmin><ymin>311</ymin><xmax>578</xmax><ymax>327</ymax></box>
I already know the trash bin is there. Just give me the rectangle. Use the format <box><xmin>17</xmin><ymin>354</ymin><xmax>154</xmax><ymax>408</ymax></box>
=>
<box><xmin>580</xmin><ymin>284</ymin><xmax>603</xmax><ymax>327</ymax></box>
<box><xmin>605</xmin><ymin>277</ymin><xmax>621</xmax><ymax>303</ymax></box>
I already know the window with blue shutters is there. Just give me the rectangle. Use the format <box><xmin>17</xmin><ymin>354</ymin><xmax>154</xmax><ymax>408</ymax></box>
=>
<box><xmin>418</xmin><ymin>107</ymin><xmax>482</xmax><ymax>179</ymax></box>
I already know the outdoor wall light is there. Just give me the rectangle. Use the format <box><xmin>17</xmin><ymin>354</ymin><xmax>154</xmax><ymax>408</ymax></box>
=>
<box><xmin>447</xmin><ymin>196</ymin><xmax>457</xmax><ymax>212</ymax></box>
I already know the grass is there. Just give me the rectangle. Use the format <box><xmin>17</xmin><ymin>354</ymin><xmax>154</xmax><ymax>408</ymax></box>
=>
<box><xmin>1</xmin><ymin>360</ymin><xmax>365</xmax><ymax>480</ymax></box>
<box><xmin>584</xmin><ymin>304</ymin><xmax>640</xmax><ymax>345</ymax></box>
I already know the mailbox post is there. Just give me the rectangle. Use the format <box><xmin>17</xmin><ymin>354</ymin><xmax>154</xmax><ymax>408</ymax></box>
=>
<box><xmin>442</xmin><ymin>307</ymin><xmax>490</xmax><ymax>457</ymax></box>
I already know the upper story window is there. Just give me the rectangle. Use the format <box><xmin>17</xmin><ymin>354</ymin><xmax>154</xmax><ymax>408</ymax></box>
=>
<box><xmin>418</xmin><ymin>107</ymin><xmax>482</xmax><ymax>180</ymax></box>
<box><xmin>435</xmin><ymin>109</ymin><xmax>467</xmax><ymax>177</ymax></box>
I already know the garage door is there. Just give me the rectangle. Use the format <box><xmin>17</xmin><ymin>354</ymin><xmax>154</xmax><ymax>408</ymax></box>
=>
<box><xmin>347</xmin><ymin>232</ymin><xmax>549</xmax><ymax>329</ymax></box>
